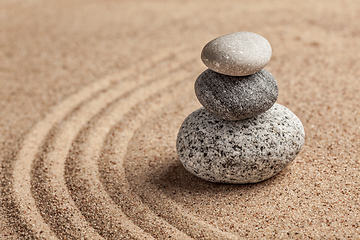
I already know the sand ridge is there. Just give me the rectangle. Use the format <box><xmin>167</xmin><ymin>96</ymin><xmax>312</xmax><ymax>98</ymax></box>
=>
<box><xmin>1</xmin><ymin>0</ymin><xmax>360</xmax><ymax>239</ymax></box>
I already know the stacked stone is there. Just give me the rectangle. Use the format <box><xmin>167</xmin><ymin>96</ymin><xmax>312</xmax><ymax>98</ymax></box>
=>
<box><xmin>176</xmin><ymin>32</ymin><xmax>305</xmax><ymax>184</ymax></box>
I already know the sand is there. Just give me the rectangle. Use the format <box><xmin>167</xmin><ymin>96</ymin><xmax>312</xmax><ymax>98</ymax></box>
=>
<box><xmin>0</xmin><ymin>0</ymin><xmax>359</xmax><ymax>239</ymax></box>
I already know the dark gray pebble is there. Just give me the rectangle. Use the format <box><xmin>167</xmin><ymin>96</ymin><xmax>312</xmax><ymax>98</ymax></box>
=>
<box><xmin>195</xmin><ymin>68</ymin><xmax>278</xmax><ymax>121</ymax></box>
<box><xmin>176</xmin><ymin>104</ymin><xmax>305</xmax><ymax>184</ymax></box>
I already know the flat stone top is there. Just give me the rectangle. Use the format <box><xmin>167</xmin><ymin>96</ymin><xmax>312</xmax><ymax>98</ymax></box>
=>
<box><xmin>201</xmin><ymin>32</ymin><xmax>272</xmax><ymax>76</ymax></box>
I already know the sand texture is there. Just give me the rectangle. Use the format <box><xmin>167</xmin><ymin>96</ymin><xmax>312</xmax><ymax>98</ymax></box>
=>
<box><xmin>0</xmin><ymin>0</ymin><xmax>359</xmax><ymax>239</ymax></box>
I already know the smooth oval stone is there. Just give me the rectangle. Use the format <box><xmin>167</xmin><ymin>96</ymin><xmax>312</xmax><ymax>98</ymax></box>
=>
<box><xmin>201</xmin><ymin>32</ymin><xmax>272</xmax><ymax>76</ymax></box>
<box><xmin>195</xmin><ymin>68</ymin><xmax>278</xmax><ymax>121</ymax></box>
<box><xmin>176</xmin><ymin>104</ymin><xmax>305</xmax><ymax>184</ymax></box>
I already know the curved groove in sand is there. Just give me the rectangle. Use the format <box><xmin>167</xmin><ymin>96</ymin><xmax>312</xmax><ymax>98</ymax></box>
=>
<box><xmin>32</xmin><ymin>55</ymin><xmax>194</xmax><ymax>239</ymax></box>
<box><xmin>66</xmin><ymin>74</ymin><xmax>194</xmax><ymax>239</ymax></box>
<box><xmin>100</xmin><ymin>97</ymin><xmax>240</xmax><ymax>240</ymax></box>
<box><xmin>12</xmin><ymin>46</ymin><xmax>188</xmax><ymax>239</ymax></box>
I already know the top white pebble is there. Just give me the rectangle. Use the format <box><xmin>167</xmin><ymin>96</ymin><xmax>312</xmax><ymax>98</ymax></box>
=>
<box><xmin>201</xmin><ymin>32</ymin><xmax>272</xmax><ymax>76</ymax></box>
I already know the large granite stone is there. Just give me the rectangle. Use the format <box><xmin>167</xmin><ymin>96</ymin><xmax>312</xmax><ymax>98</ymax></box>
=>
<box><xmin>176</xmin><ymin>104</ymin><xmax>305</xmax><ymax>184</ymax></box>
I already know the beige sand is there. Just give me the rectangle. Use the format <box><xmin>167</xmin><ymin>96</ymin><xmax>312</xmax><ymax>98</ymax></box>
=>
<box><xmin>0</xmin><ymin>0</ymin><xmax>359</xmax><ymax>239</ymax></box>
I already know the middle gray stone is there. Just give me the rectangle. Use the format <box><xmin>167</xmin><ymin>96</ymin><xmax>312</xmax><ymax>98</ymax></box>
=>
<box><xmin>195</xmin><ymin>68</ymin><xmax>278</xmax><ymax>121</ymax></box>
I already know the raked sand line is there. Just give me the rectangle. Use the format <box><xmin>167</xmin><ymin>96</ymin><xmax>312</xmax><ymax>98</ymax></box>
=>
<box><xmin>29</xmin><ymin>51</ymin><xmax>196</xmax><ymax>239</ymax></box>
<box><xmin>66</xmin><ymin>75</ymin><xmax>194</xmax><ymax>239</ymax></box>
<box><xmin>11</xmin><ymin>46</ymin><xmax>189</xmax><ymax>239</ymax></box>
<box><xmin>101</xmin><ymin>94</ymin><xmax>239</xmax><ymax>240</ymax></box>
<box><xmin>33</xmin><ymin>57</ymin><xmax>195</xmax><ymax>239</ymax></box>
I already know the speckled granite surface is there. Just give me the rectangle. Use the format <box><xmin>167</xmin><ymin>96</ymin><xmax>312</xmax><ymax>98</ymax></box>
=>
<box><xmin>177</xmin><ymin>104</ymin><xmax>305</xmax><ymax>183</ymax></box>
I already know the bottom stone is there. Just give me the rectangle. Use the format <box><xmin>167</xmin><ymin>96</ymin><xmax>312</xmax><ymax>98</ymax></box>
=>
<box><xmin>176</xmin><ymin>103</ymin><xmax>305</xmax><ymax>184</ymax></box>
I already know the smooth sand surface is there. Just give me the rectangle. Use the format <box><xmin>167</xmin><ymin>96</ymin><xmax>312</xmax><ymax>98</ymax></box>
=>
<box><xmin>1</xmin><ymin>0</ymin><xmax>359</xmax><ymax>239</ymax></box>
